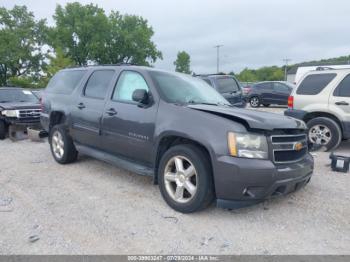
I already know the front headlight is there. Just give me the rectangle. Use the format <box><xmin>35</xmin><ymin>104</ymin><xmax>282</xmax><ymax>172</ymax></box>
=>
<box><xmin>228</xmin><ymin>132</ymin><xmax>268</xmax><ymax>159</ymax></box>
<box><xmin>1</xmin><ymin>110</ymin><xmax>18</xmax><ymax>118</ymax></box>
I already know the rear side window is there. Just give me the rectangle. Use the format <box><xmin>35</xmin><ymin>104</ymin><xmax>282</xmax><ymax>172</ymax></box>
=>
<box><xmin>46</xmin><ymin>70</ymin><xmax>86</xmax><ymax>94</ymax></box>
<box><xmin>274</xmin><ymin>83</ymin><xmax>290</xmax><ymax>92</ymax></box>
<box><xmin>255</xmin><ymin>82</ymin><xmax>272</xmax><ymax>90</ymax></box>
<box><xmin>334</xmin><ymin>74</ymin><xmax>350</xmax><ymax>97</ymax></box>
<box><xmin>216</xmin><ymin>77</ymin><xmax>240</xmax><ymax>93</ymax></box>
<box><xmin>297</xmin><ymin>73</ymin><xmax>336</xmax><ymax>95</ymax></box>
<box><xmin>84</xmin><ymin>70</ymin><xmax>115</xmax><ymax>99</ymax></box>
<box><xmin>202</xmin><ymin>78</ymin><xmax>213</xmax><ymax>87</ymax></box>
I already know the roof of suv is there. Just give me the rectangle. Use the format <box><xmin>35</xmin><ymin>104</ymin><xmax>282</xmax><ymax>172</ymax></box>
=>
<box><xmin>195</xmin><ymin>74</ymin><xmax>234</xmax><ymax>79</ymax></box>
<box><xmin>306</xmin><ymin>68</ymin><xmax>350</xmax><ymax>75</ymax></box>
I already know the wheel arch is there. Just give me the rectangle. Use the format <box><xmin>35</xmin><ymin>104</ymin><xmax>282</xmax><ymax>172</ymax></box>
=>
<box><xmin>303</xmin><ymin>111</ymin><xmax>343</xmax><ymax>136</ymax></box>
<box><xmin>49</xmin><ymin>111</ymin><xmax>67</xmax><ymax>131</ymax></box>
<box><xmin>153</xmin><ymin>134</ymin><xmax>214</xmax><ymax>185</ymax></box>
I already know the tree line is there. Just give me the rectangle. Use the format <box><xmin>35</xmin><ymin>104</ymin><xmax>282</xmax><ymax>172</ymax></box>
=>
<box><xmin>0</xmin><ymin>3</ymin><xmax>162</xmax><ymax>88</ymax></box>
<box><xmin>1</xmin><ymin>3</ymin><xmax>349</xmax><ymax>88</ymax></box>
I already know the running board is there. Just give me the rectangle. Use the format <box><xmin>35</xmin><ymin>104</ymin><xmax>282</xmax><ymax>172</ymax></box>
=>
<box><xmin>75</xmin><ymin>143</ymin><xmax>154</xmax><ymax>177</ymax></box>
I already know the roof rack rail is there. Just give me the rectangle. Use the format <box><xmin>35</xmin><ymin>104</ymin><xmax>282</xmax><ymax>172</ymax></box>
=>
<box><xmin>67</xmin><ymin>63</ymin><xmax>136</xmax><ymax>69</ymax></box>
<box><xmin>193</xmin><ymin>73</ymin><xmax>227</xmax><ymax>77</ymax></box>
<box><xmin>316</xmin><ymin>66</ymin><xmax>335</xmax><ymax>71</ymax></box>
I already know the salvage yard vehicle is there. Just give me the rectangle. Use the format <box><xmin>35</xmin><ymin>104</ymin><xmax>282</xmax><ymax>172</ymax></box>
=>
<box><xmin>41</xmin><ymin>65</ymin><xmax>314</xmax><ymax>213</ymax></box>
<box><xmin>247</xmin><ymin>81</ymin><xmax>294</xmax><ymax>107</ymax></box>
<box><xmin>196</xmin><ymin>74</ymin><xmax>246</xmax><ymax>108</ymax></box>
<box><xmin>0</xmin><ymin>87</ymin><xmax>41</xmax><ymax>140</ymax></box>
<box><xmin>285</xmin><ymin>68</ymin><xmax>350</xmax><ymax>151</ymax></box>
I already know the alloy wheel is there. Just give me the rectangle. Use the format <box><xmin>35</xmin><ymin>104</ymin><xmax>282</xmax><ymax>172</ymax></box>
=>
<box><xmin>163</xmin><ymin>156</ymin><xmax>198</xmax><ymax>204</ymax></box>
<box><xmin>309</xmin><ymin>124</ymin><xmax>332</xmax><ymax>145</ymax></box>
<box><xmin>250</xmin><ymin>97</ymin><xmax>259</xmax><ymax>107</ymax></box>
<box><xmin>52</xmin><ymin>130</ymin><xmax>65</xmax><ymax>159</ymax></box>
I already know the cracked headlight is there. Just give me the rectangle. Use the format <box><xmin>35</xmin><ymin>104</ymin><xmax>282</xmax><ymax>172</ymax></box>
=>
<box><xmin>1</xmin><ymin>110</ymin><xmax>18</xmax><ymax>117</ymax></box>
<box><xmin>228</xmin><ymin>132</ymin><xmax>268</xmax><ymax>159</ymax></box>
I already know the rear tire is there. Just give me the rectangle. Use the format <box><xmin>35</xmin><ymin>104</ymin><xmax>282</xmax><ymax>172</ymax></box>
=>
<box><xmin>0</xmin><ymin>120</ymin><xmax>7</xmax><ymax>140</ymax></box>
<box><xmin>250</xmin><ymin>96</ymin><xmax>260</xmax><ymax>108</ymax></box>
<box><xmin>158</xmin><ymin>144</ymin><xmax>214</xmax><ymax>213</ymax></box>
<box><xmin>307</xmin><ymin>117</ymin><xmax>342</xmax><ymax>151</ymax></box>
<box><xmin>49</xmin><ymin>124</ymin><xmax>78</xmax><ymax>164</ymax></box>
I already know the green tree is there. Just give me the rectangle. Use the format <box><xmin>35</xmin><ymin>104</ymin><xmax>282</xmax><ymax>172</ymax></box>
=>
<box><xmin>50</xmin><ymin>2</ymin><xmax>109</xmax><ymax>65</ymax></box>
<box><xmin>0</xmin><ymin>5</ymin><xmax>47</xmax><ymax>86</ymax></box>
<box><xmin>237</xmin><ymin>68</ymin><xmax>258</xmax><ymax>82</ymax></box>
<box><xmin>174</xmin><ymin>51</ymin><xmax>191</xmax><ymax>74</ymax></box>
<box><xmin>50</xmin><ymin>3</ymin><xmax>162</xmax><ymax>66</ymax></box>
<box><xmin>101</xmin><ymin>11</ymin><xmax>162</xmax><ymax>65</ymax></box>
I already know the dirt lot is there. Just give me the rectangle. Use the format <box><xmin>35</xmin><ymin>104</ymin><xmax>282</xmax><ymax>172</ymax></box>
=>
<box><xmin>0</xmin><ymin>106</ymin><xmax>349</xmax><ymax>255</ymax></box>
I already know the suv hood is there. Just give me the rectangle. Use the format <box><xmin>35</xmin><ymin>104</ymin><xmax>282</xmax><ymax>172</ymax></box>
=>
<box><xmin>0</xmin><ymin>102</ymin><xmax>40</xmax><ymax>110</ymax></box>
<box><xmin>188</xmin><ymin>104</ymin><xmax>306</xmax><ymax>131</ymax></box>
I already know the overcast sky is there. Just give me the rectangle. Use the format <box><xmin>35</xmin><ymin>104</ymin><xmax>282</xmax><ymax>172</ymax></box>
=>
<box><xmin>2</xmin><ymin>0</ymin><xmax>350</xmax><ymax>73</ymax></box>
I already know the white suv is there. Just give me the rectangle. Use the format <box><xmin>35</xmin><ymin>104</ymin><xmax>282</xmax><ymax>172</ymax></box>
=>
<box><xmin>285</xmin><ymin>68</ymin><xmax>350</xmax><ymax>151</ymax></box>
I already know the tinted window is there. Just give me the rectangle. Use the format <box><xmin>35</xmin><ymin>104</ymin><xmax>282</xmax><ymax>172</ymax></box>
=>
<box><xmin>216</xmin><ymin>77</ymin><xmax>240</xmax><ymax>93</ymax></box>
<box><xmin>297</xmin><ymin>73</ymin><xmax>336</xmax><ymax>95</ymax></box>
<box><xmin>113</xmin><ymin>71</ymin><xmax>149</xmax><ymax>102</ymax></box>
<box><xmin>46</xmin><ymin>70</ymin><xmax>86</xmax><ymax>94</ymax></box>
<box><xmin>255</xmin><ymin>82</ymin><xmax>272</xmax><ymax>90</ymax></box>
<box><xmin>84</xmin><ymin>70</ymin><xmax>115</xmax><ymax>99</ymax></box>
<box><xmin>0</xmin><ymin>89</ymin><xmax>38</xmax><ymax>103</ymax></box>
<box><xmin>202</xmin><ymin>78</ymin><xmax>213</xmax><ymax>86</ymax></box>
<box><xmin>334</xmin><ymin>74</ymin><xmax>350</xmax><ymax>97</ymax></box>
<box><xmin>274</xmin><ymin>83</ymin><xmax>290</xmax><ymax>92</ymax></box>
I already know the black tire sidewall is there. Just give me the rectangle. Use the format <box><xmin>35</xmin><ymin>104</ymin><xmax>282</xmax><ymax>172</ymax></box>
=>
<box><xmin>250</xmin><ymin>96</ymin><xmax>260</xmax><ymax>107</ymax></box>
<box><xmin>307</xmin><ymin>117</ymin><xmax>342</xmax><ymax>151</ymax></box>
<box><xmin>49</xmin><ymin>125</ymin><xmax>77</xmax><ymax>164</ymax></box>
<box><xmin>158</xmin><ymin>144</ymin><xmax>214</xmax><ymax>213</ymax></box>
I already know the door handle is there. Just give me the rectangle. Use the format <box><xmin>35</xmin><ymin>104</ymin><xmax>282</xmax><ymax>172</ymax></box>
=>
<box><xmin>77</xmin><ymin>102</ymin><xmax>86</xmax><ymax>109</ymax></box>
<box><xmin>335</xmin><ymin>101</ymin><xmax>349</xmax><ymax>106</ymax></box>
<box><xmin>106</xmin><ymin>108</ymin><xmax>117</xmax><ymax>116</ymax></box>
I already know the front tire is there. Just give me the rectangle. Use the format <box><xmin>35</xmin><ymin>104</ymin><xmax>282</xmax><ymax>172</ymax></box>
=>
<box><xmin>158</xmin><ymin>144</ymin><xmax>214</xmax><ymax>213</ymax></box>
<box><xmin>250</xmin><ymin>96</ymin><xmax>260</xmax><ymax>107</ymax></box>
<box><xmin>307</xmin><ymin>117</ymin><xmax>342</xmax><ymax>151</ymax></box>
<box><xmin>0</xmin><ymin>120</ymin><xmax>7</xmax><ymax>140</ymax></box>
<box><xmin>49</xmin><ymin>124</ymin><xmax>78</xmax><ymax>164</ymax></box>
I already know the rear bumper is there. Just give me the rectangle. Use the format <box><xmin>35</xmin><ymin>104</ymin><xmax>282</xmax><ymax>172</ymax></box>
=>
<box><xmin>284</xmin><ymin>109</ymin><xmax>307</xmax><ymax>120</ymax></box>
<box><xmin>213</xmin><ymin>154</ymin><xmax>314</xmax><ymax>209</ymax></box>
<box><xmin>40</xmin><ymin>113</ymin><xmax>50</xmax><ymax>132</ymax></box>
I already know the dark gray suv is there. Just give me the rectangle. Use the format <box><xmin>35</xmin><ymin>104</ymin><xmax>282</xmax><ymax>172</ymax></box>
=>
<box><xmin>41</xmin><ymin>65</ymin><xmax>314</xmax><ymax>213</ymax></box>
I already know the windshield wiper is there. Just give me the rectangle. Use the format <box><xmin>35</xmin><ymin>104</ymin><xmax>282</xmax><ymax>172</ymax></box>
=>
<box><xmin>187</xmin><ymin>100</ymin><xmax>232</xmax><ymax>107</ymax></box>
<box><xmin>188</xmin><ymin>100</ymin><xmax>219</xmax><ymax>106</ymax></box>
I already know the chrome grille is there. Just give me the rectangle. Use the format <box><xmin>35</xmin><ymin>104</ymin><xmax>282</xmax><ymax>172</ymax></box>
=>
<box><xmin>18</xmin><ymin>109</ymin><xmax>41</xmax><ymax>119</ymax></box>
<box><xmin>271</xmin><ymin>134</ymin><xmax>308</xmax><ymax>163</ymax></box>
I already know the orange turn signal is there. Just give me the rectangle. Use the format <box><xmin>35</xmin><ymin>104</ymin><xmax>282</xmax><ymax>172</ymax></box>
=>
<box><xmin>228</xmin><ymin>132</ymin><xmax>237</xmax><ymax>156</ymax></box>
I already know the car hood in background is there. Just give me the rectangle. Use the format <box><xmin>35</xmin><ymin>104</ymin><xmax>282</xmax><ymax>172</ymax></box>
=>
<box><xmin>187</xmin><ymin>104</ymin><xmax>306</xmax><ymax>131</ymax></box>
<box><xmin>0</xmin><ymin>102</ymin><xmax>40</xmax><ymax>110</ymax></box>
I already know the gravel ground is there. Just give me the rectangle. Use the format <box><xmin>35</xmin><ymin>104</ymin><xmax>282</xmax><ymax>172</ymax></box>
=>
<box><xmin>0</xmin><ymin>106</ymin><xmax>349</xmax><ymax>255</ymax></box>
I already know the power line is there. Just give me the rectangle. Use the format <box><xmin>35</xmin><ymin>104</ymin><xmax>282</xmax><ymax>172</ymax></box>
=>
<box><xmin>214</xmin><ymin>45</ymin><xmax>223</xmax><ymax>73</ymax></box>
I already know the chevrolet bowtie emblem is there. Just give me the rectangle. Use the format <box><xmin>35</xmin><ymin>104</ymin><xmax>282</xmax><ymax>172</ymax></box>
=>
<box><xmin>294</xmin><ymin>142</ymin><xmax>303</xmax><ymax>151</ymax></box>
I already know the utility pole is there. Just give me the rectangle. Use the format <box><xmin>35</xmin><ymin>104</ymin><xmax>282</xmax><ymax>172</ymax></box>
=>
<box><xmin>283</xmin><ymin>58</ymin><xmax>291</xmax><ymax>81</ymax></box>
<box><xmin>214</xmin><ymin>45</ymin><xmax>223</xmax><ymax>73</ymax></box>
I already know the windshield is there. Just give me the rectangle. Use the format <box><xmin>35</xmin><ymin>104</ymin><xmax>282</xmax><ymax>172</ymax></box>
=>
<box><xmin>0</xmin><ymin>89</ymin><xmax>38</xmax><ymax>103</ymax></box>
<box><xmin>150</xmin><ymin>71</ymin><xmax>230</xmax><ymax>106</ymax></box>
<box><xmin>216</xmin><ymin>77</ymin><xmax>240</xmax><ymax>93</ymax></box>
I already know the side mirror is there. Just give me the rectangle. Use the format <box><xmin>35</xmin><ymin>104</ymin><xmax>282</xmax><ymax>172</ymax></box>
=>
<box><xmin>132</xmin><ymin>89</ymin><xmax>149</xmax><ymax>104</ymax></box>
